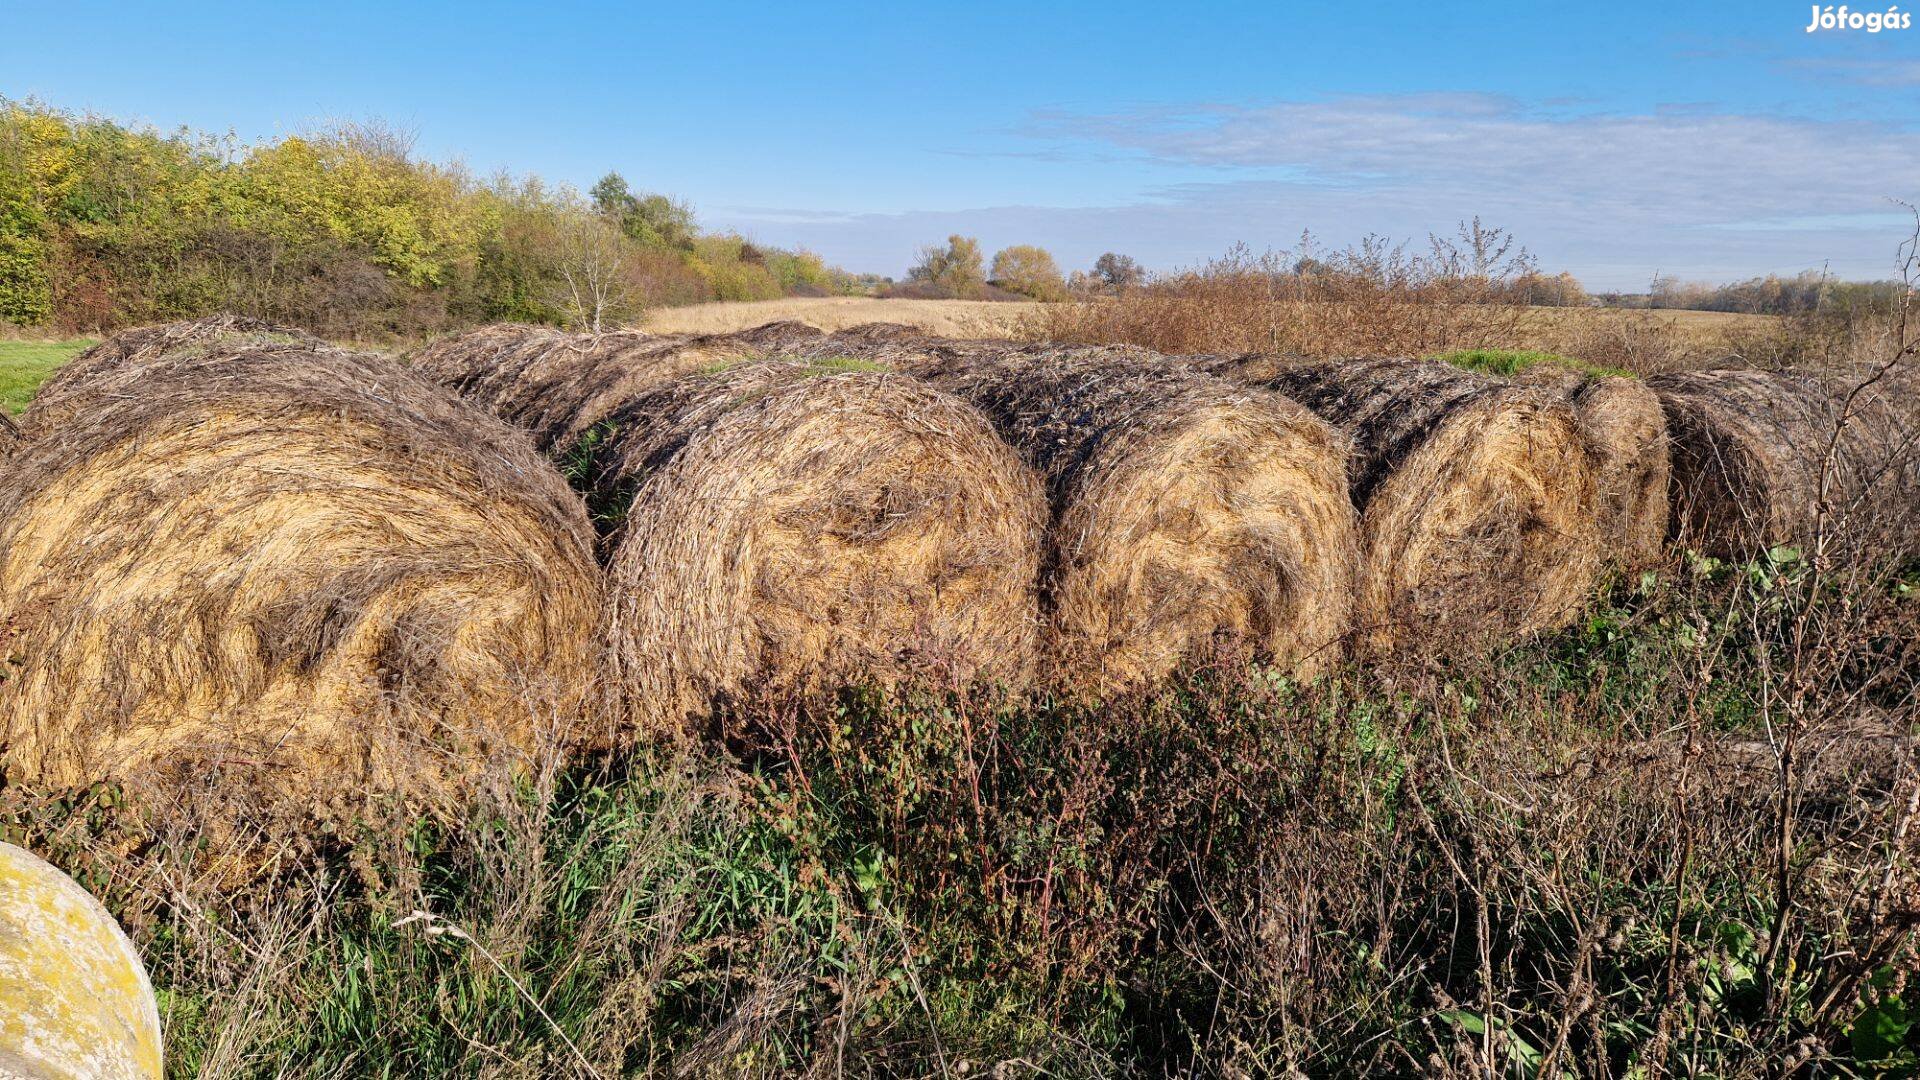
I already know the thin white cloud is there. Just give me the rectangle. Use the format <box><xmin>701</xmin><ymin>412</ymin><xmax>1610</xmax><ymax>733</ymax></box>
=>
<box><xmin>1779</xmin><ymin>56</ymin><xmax>1920</xmax><ymax>85</ymax></box>
<box><xmin>706</xmin><ymin>94</ymin><xmax>1920</xmax><ymax>289</ymax></box>
<box><xmin>1037</xmin><ymin>95</ymin><xmax>1918</xmax><ymax>227</ymax></box>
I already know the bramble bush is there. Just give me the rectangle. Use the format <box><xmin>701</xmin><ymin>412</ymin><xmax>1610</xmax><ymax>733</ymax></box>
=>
<box><xmin>7</xmin><ymin>545</ymin><xmax>1916</xmax><ymax>1076</ymax></box>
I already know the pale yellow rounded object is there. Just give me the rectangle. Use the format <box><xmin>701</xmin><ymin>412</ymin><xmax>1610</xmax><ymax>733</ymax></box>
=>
<box><xmin>0</xmin><ymin>842</ymin><xmax>161</xmax><ymax>1080</ymax></box>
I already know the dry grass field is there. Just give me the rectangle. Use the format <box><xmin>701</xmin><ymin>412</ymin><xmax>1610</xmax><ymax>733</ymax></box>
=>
<box><xmin>1528</xmin><ymin>304</ymin><xmax>1775</xmax><ymax>342</ymax></box>
<box><xmin>638</xmin><ymin>296</ymin><xmax>1044</xmax><ymax>337</ymax></box>
<box><xmin>638</xmin><ymin>296</ymin><xmax>1777</xmax><ymax>361</ymax></box>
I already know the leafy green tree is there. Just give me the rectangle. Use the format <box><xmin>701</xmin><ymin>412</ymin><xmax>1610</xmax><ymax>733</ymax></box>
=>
<box><xmin>591</xmin><ymin>171</ymin><xmax>695</xmax><ymax>250</ymax></box>
<box><xmin>0</xmin><ymin>101</ymin><xmax>858</xmax><ymax>335</ymax></box>
<box><xmin>991</xmin><ymin>244</ymin><xmax>1067</xmax><ymax>301</ymax></box>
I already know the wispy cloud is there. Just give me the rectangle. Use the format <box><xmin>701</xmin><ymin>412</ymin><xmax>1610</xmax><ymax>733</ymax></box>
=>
<box><xmin>1777</xmin><ymin>56</ymin><xmax>1920</xmax><ymax>86</ymax></box>
<box><xmin>707</xmin><ymin>94</ymin><xmax>1920</xmax><ymax>288</ymax></box>
<box><xmin>1034</xmin><ymin>95</ymin><xmax>1918</xmax><ymax>228</ymax></box>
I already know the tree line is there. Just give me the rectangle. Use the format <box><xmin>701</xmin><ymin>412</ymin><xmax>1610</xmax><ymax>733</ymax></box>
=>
<box><xmin>1645</xmin><ymin>269</ymin><xmax>1908</xmax><ymax>317</ymax></box>
<box><xmin>0</xmin><ymin>101</ymin><xmax>856</xmax><ymax>339</ymax></box>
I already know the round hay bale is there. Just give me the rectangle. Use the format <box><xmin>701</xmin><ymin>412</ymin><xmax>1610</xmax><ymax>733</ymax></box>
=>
<box><xmin>1568</xmin><ymin>376</ymin><xmax>1670</xmax><ymax>568</ymax></box>
<box><xmin>1191</xmin><ymin>350</ymin><xmax>1316</xmax><ymax>386</ymax></box>
<box><xmin>827</xmin><ymin>321</ymin><xmax>933</xmax><ymax>347</ymax></box>
<box><xmin>0</xmin><ymin>842</ymin><xmax>161</xmax><ymax>1080</ymax></box>
<box><xmin>1649</xmin><ymin>365</ymin><xmax>1920</xmax><ymax>558</ymax></box>
<box><xmin>528</xmin><ymin>321</ymin><xmax>827</xmax><ymax>455</ymax></box>
<box><xmin>1262</xmin><ymin>359</ymin><xmax>1602</xmax><ymax>653</ymax></box>
<box><xmin>1510</xmin><ymin>365</ymin><xmax>1671</xmax><ymax>569</ymax></box>
<box><xmin>0</xmin><ymin>338</ymin><xmax>604</xmax><ymax>821</ymax></box>
<box><xmin>587</xmin><ymin>361</ymin><xmax>1047</xmax><ymax>725</ymax></box>
<box><xmin>25</xmin><ymin>314</ymin><xmax>324</xmax><ymax>433</ymax></box>
<box><xmin>892</xmin><ymin>349</ymin><xmax>1358</xmax><ymax>691</ymax></box>
<box><xmin>403</xmin><ymin>322</ymin><xmax>583</xmax><ymax>419</ymax></box>
<box><xmin>407</xmin><ymin>321</ymin><xmax>828</xmax><ymax>455</ymax></box>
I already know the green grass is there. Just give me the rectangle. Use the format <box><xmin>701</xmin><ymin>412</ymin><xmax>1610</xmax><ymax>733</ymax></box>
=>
<box><xmin>0</xmin><ymin>339</ymin><xmax>91</xmax><ymax>413</ymax></box>
<box><xmin>794</xmin><ymin>355</ymin><xmax>889</xmax><ymax>375</ymax></box>
<box><xmin>1433</xmin><ymin>346</ymin><xmax>1637</xmax><ymax>380</ymax></box>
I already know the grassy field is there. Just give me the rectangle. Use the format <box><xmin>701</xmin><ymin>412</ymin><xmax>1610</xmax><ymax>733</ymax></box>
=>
<box><xmin>0</xmin><ymin>339</ymin><xmax>88</xmax><ymax>413</ymax></box>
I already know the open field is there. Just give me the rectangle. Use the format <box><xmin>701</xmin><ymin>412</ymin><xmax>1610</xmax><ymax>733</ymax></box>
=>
<box><xmin>638</xmin><ymin>296</ymin><xmax>1778</xmax><ymax>358</ymax></box>
<box><xmin>638</xmin><ymin>296</ymin><xmax>1046</xmax><ymax>337</ymax></box>
<box><xmin>1528</xmin><ymin>304</ymin><xmax>1776</xmax><ymax>343</ymax></box>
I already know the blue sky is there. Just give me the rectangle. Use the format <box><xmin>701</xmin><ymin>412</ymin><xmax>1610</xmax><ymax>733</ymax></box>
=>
<box><xmin>5</xmin><ymin>0</ymin><xmax>1918</xmax><ymax>288</ymax></box>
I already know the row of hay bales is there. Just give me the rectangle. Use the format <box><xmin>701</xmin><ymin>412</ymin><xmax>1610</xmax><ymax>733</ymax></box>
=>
<box><xmin>0</xmin><ymin>316</ymin><xmax>1913</xmax><ymax>833</ymax></box>
<box><xmin>693</xmin><ymin>328</ymin><xmax>1661</xmax><ymax>652</ymax></box>
<box><xmin>414</xmin><ymin>321</ymin><xmax>1364</xmax><ymax>691</ymax></box>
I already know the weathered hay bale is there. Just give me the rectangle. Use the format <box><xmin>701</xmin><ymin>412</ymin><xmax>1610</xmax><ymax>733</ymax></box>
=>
<box><xmin>402</xmin><ymin>321</ymin><xmax>583</xmax><ymax>419</ymax></box>
<box><xmin>1509</xmin><ymin>366</ymin><xmax>1671</xmax><ymax>568</ymax></box>
<box><xmin>25</xmin><ymin>313</ymin><xmax>323</xmax><ymax>432</ymax></box>
<box><xmin>586</xmin><ymin>360</ymin><xmax>1047</xmax><ymax>725</ymax></box>
<box><xmin>1649</xmin><ymin>365</ymin><xmax>1920</xmax><ymax>557</ymax></box>
<box><xmin>530</xmin><ymin>321</ymin><xmax>828</xmax><ymax>454</ymax></box>
<box><xmin>1260</xmin><ymin>359</ymin><xmax>1602</xmax><ymax>652</ymax></box>
<box><xmin>827</xmin><ymin>321</ymin><xmax>930</xmax><ymax>347</ymax></box>
<box><xmin>1570</xmin><ymin>377</ymin><xmax>1669</xmax><ymax>568</ymax></box>
<box><xmin>0</xmin><ymin>842</ymin><xmax>162</xmax><ymax>1080</ymax></box>
<box><xmin>1210</xmin><ymin>352</ymin><xmax>1669</xmax><ymax>572</ymax></box>
<box><xmin>407</xmin><ymin>321</ymin><xmax>827</xmax><ymax>454</ymax></box>
<box><xmin>1190</xmin><ymin>350</ymin><xmax>1313</xmax><ymax>386</ymax></box>
<box><xmin>880</xmin><ymin>346</ymin><xmax>1359</xmax><ymax>691</ymax></box>
<box><xmin>0</xmin><ymin>334</ymin><xmax>604</xmax><ymax>819</ymax></box>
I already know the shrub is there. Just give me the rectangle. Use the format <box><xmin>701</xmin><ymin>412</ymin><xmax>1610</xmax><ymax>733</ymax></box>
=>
<box><xmin>1029</xmin><ymin>235</ymin><xmax>1538</xmax><ymax>358</ymax></box>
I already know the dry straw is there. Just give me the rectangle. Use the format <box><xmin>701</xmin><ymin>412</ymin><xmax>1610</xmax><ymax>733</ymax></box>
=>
<box><xmin>24</xmin><ymin>313</ymin><xmax>325</xmax><ymax>432</ymax></box>
<box><xmin>585</xmin><ymin>359</ymin><xmax>1048</xmax><ymax>727</ymax></box>
<box><xmin>1649</xmin><ymin>365</ymin><xmax>1920</xmax><ymax>557</ymax></box>
<box><xmin>1511</xmin><ymin>366</ymin><xmax>1671</xmax><ymax>569</ymax></box>
<box><xmin>0</xmin><ymin>325</ymin><xmax>604</xmax><ymax>824</ymax></box>
<box><xmin>1569</xmin><ymin>376</ymin><xmax>1670</xmax><ymax>568</ymax></box>
<box><xmin>1250</xmin><ymin>358</ymin><xmax>1602</xmax><ymax>653</ymax></box>
<box><xmin>402</xmin><ymin>322</ymin><xmax>580</xmax><ymax>424</ymax></box>
<box><xmin>408</xmin><ymin>321</ymin><xmax>827</xmax><ymax>454</ymax></box>
<box><xmin>810</xmin><ymin>332</ymin><xmax>1360</xmax><ymax>691</ymax></box>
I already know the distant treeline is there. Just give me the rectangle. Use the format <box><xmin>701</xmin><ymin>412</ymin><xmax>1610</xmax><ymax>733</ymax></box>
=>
<box><xmin>0</xmin><ymin>100</ymin><xmax>860</xmax><ymax>338</ymax></box>
<box><xmin>1644</xmin><ymin>270</ymin><xmax>1908</xmax><ymax>317</ymax></box>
